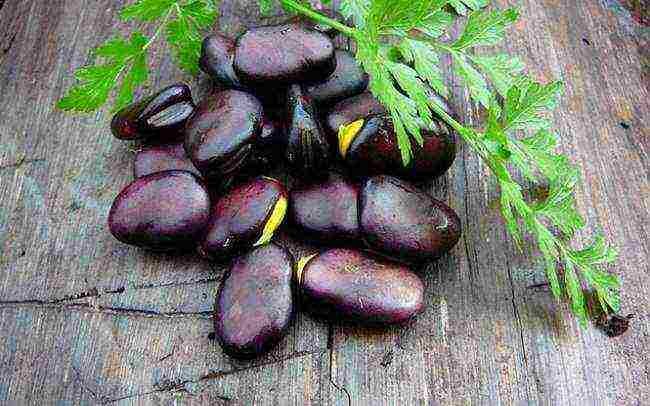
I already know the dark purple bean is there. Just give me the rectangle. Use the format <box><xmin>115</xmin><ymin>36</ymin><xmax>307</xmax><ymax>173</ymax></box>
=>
<box><xmin>239</xmin><ymin>118</ymin><xmax>286</xmax><ymax>177</ymax></box>
<box><xmin>108</xmin><ymin>170</ymin><xmax>210</xmax><ymax>251</ymax></box>
<box><xmin>133</xmin><ymin>142</ymin><xmax>201</xmax><ymax>179</ymax></box>
<box><xmin>285</xmin><ymin>84</ymin><xmax>330</xmax><ymax>180</ymax></box>
<box><xmin>298</xmin><ymin>249</ymin><xmax>424</xmax><ymax>325</ymax></box>
<box><xmin>359</xmin><ymin>175</ymin><xmax>461</xmax><ymax>262</ymax></box>
<box><xmin>111</xmin><ymin>84</ymin><xmax>195</xmax><ymax>141</ymax></box>
<box><xmin>327</xmin><ymin>87</ymin><xmax>455</xmax><ymax>136</ymax></box>
<box><xmin>339</xmin><ymin>114</ymin><xmax>456</xmax><ymax>180</ymax></box>
<box><xmin>234</xmin><ymin>24</ymin><xmax>336</xmax><ymax>86</ymax></box>
<box><xmin>215</xmin><ymin>243</ymin><xmax>295</xmax><ymax>359</ymax></box>
<box><xmin>304</xmin><ymin>50</ymin><xmax>368</xmax><ymax>106</ymax></box>
<box><xmin>199</xmin><ymin>34</ymin><xmax>242</xmax><ymax>88</ymax></box>
<box><xmin>184</xmin><ymin>90</ymin><xmax>263</xmax><ymax>182</ymax></box>
<box><xmin>258</xmin><ymin>117</ymin><xmax>285</xmax><ymax>149</ymax></box>
<box><xmin>200</xmin><ymin>176</ymin><xmax>287</xmax><ymax>261</ymax></box>
<box><xmin>325</xmin><ymin>92</ymin><xmax>387</xmax><ymax>136</ymax></box>
<box><xmin>289</xmin><ymin>174</ymin><xmax>360</xmax><ymax>243</ymax></box>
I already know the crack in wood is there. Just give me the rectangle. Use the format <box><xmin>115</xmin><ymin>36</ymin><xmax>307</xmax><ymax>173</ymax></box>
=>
<box><xmin>103</xmin><ymin>348</ymin><xmax>327</xmax><ymax>403</ymax></box>
<box><xmin>460</xmin><ymin>138</ymin><xmax>479</xmax><ymax>282</ymax></box>
<box><xmin>0</xmin><ymin>301</ymin><xmax>213</xmax><ymax>320</ymax></box>
<box><xmin>327</xmin><ymin>323</ymin><xmax>351</xmax><ymax>406</ymax></box>
<box><xmin>1</xmin><ymin>31</ymin><xmax>16</xmax><ymax>56</ymax></box>
<box><xmin>502</xmin><ymin>241</ymin><xmax>534</xmax><ymax>403</ymax></box>
<box><xmin>0</xmin><ymin>276</ymin><xmax>220</xmax><ymax>306</ymax></box>
<box><xmin>0</xmin><ymin>158</ymin><xmax>46</xmax><ymax>171</ymax></box>
<box><xmin>71</xmin><ymin>365</ymin><xmax>108</xmax><ymax>403</ymax></box>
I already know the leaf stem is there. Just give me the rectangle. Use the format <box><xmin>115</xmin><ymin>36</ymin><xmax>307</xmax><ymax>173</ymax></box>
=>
<box><xmin>427</xmin><ymin>101</ymin><xmax>465</xmax><ymax>135</ymax></box>
<box><xmin>280</xmin><ymin>0</ymin><xmax>358</xmax><ymax>37</ymax></box>
<box><xmin>111</xmin><ymin>6</ymin><xmax>175</xmax><ymax>107</ymax></box>
<box><xmin>427</xmin><ymin>100</ymin><xmax>492</xmax><ymax>163</ymax></box>
<box><xmin>144</xmin><ymin>6</ymin><xmax>176</xmax><ymax>51</ymax></box>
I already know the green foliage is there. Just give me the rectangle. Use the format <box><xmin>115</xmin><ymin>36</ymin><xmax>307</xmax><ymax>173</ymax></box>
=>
<box><xmin>57</xmin><ymin>33</ymin><xmax>149</xmax><ymax>112</ymax></box>
<box><xmin>164</xmin><ymin>1</ymin><xmax>218</xmax><ymax>74</ymax></box>
<box><xmin>350</xmin><ymin>0</ymin><xmax>452</xmax><ymax>164</ymax></box>
<box><xmin>120</xmin><ymin>0</ymin><xmax>177</xmax><ymax>21</ymax></box>
<box><xmin>258</xmin><ymin>0</ymin><xmax>274</xmax><ymax>15</ymax></box>
<box><xmin>447</xmin><ymin>0</ymin><xmax>490</xmax><ymax>16</ymax></box>
<box><xmin>470</xmin><ymin>54</ymin><xmax>524</xmax><ymax>97</ymax></box>
<box><xmin>452</xmin><ymin>8</ymin><xmax>518</xmax><ymax>50</ymax></box>
<box><xmin>398</xmin><ymin>39</ymin><xmax>447</xmax><ymax>97</ymax></box>
<box><xmin>440</xmin><ymin>8</ymin><xmax>520</xmax><ymax>108</ymax></box>
<box><xmin>366</xmin><ymin>0</ymin><xmax>447</xmax><ymax>35</ymax></box>
<box><xmin>503</xmin><ymin>78</ymin><xmax>563</xmax><ymax>131</ymax></box>
<box><xmin>452</xmin><ymin>53</ymin><xmax>492</xmax><ymax>107</ymax></box>
<box><xmin>328</xmin><ymin>0</ymin><xmax>620</xmax><ymax>323</ymax></box>
<box><xmin>415</xmin><ymin>9</ymin><xmax>454</xmax><ymax>39</ymax></box>
<box><xmin>58</xmin><ymin>0</ymin><xmax>217</xmax><ymax>113</ymax></box>
<box><xmin>479</xmin><ymin>78</ymin><xmax>619</xmax><ymax>323</ymax></box>
<box><xmin>340</xmin><ymin>0</ymin><xmax>370</xmax><ymax>27</ymax></box>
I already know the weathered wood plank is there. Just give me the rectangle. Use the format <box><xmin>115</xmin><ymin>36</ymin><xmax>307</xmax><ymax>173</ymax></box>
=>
<box><xmin>500</xmin><ymin>1</ymin><xmax>650</xmax><ymax>405</ymax></box>
<box><xmin>0</xmin><ymin>305</ymin><xmax>330</xmax><ymax>404</ymax></box>
<box><xmin>325</xmin><ymin>0</ymin><xmax>649</xmax><ymax>405</ymax></box>
<box><xmin>0</xmin><ymin>0</ymin><xmax>648</xmax><ymax>405</ymax></box>
<box><xmin>0</xmin><ymin>0</ymin><xmax>329</xmax><ymax>404</ymax></box>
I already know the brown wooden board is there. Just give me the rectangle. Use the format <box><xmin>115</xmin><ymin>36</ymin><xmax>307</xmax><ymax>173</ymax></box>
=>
<box><xmin>0</xmin><ymin>0</ymin><xmax>648</xmax><ymax>404</ymax></box>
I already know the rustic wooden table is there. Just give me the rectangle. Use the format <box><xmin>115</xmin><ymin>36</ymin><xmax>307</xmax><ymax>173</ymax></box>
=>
<box><xmin>0</xmin><ymin>1</ymin><xmax>648</xmax><ymax>404</ymax></box>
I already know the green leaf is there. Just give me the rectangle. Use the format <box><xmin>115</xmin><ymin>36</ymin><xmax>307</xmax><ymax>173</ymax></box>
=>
<box><xmin>484</xmin><ymin>101</ymin><xmax>511</xmax><ymax>159</ymax></box>
<box><xmin>563</xmin><ymin>260</ymin><xmax>588</xmax><ymax>325</ymax></box>
<box><xmin>120</xmin><ymin>0</ymin><xmax>176</xmax><ymax>22</ymax></box>
<box><xmin>182</xmin><ymin>0</ymin><xmax>219</xmax><ymax>27</ymax></box>
<box><xmin>452</xmin><ymin>53</ymin><xmax>492</xmax><ymax>107</ymax></box>
<box><xmin>57</xmin><ymin>32</ymin><xmax>148</xmax><ymax>113</ymax></box>
<box><xmin>399</xmin><ymin>39</ymin><xmax>448</xmax><ymax>97</ymax></box>
<box><xmin>166</xmin><ymin>0</ymin><xmax>218</xmax><ymax>75</ymax></box>
<box><xmin>346</xmin><ymin>0</ymin><xmax>620</xmax><ymax>325</ymax></box>
<box><xmin>535</xmin><ymin>174</ymin><xmax>585</xmax><ymax>237</ymax></box>
<box><xmin>447</xmin><ymin>0</ymin><xmax>490</xmax><ymax>16</ymax></box>
<box><xmin>340</xmin><ymin>0</ymin><xmax>370</xmax><ymax>27</ymax></box>
<box><xmin>386</xmin><ymin>60</ymin><xmax>433</xmax><ymax>134</ymax></box>
<box><xmin>452</xmin><ymin>8</ymin><xmax>518</xmax><ymax>50</ymax></box>
<box><xmin>367</xmin><ymin>0</ymin><xmax>437</xmax><ymax>35</ymax></box>
<box><xmin>115</xmin><ymin>52</ymin><xmax>148</xmax><ymax>111</ymax></box>
<box><xmin>503</xmin><ymin>79</ymin><xmax>563</xmax><ymax>132</ymax></box>
<box><xmin>510</xmin><ymin>130</ymin><xmax>572</xmax><ymax>182</ymax></box>
<box><xmin>94</xmin><ymin>38</ymin><xmax>137</xmax><ymax>60</ymax></box>
<box><xmin>60</xmin><ymin>0</ymin><xmax>217</xmax><ymax>113</ymax></box>
<box><xmin>416</xmin><ymin>9</ymin><xmax>454</xmax><ymax>38</ymax></box>
<box><xmin>471</xmin><ymin>54</ymin><xmax>525</xmax><ymax>97</ymax></box>
<box><xmin>520</xmin><ymin>129</ymin><xmax>558</xmax><ymax>154</ymax></box>
<box><xmin>571</xmin><ymin>235</ymin><xmax>619</xmax><ymax>266</ymax></box>
<box><xmin>57</xmin><ymin>66</ymin><xmax>122</xmax><ymax>112</ymax></box>
<box><xmin>586</xmin><ymin>264</ymin><xmax>621</xmax><ymax>313</ymax></box>
<box><xmin>357</xmin><ymin>38</ymin><xmax>424</xmax><ymax>165</ymax></box>
<box><xmin>258</xmin><ymin>0</ymin><xmax>274</xmax><ymax>15</ymax></box>
<box><xmin>500</xmin><ymin>180</ymin><xmax>523</xmax><ymax>247</ymax></box>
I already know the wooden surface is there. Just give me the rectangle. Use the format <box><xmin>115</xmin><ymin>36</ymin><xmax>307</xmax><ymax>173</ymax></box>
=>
<box><xmin>0</xmin><ymin>0</ymin><xmax>648</xmax><ymax>404</ymax></box>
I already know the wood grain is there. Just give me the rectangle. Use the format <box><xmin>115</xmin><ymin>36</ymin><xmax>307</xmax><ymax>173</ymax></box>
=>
<box><xmin>0</xmin><ymin>0</ymin><xmax>648</xmax><ymax>404</ymax></box>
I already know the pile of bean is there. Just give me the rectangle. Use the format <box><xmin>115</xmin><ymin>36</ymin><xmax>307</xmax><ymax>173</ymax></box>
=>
<box><xmin>108</xmin><ymin>21</ymin><xmax>462</xmax><ymax>359</ymax></box>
